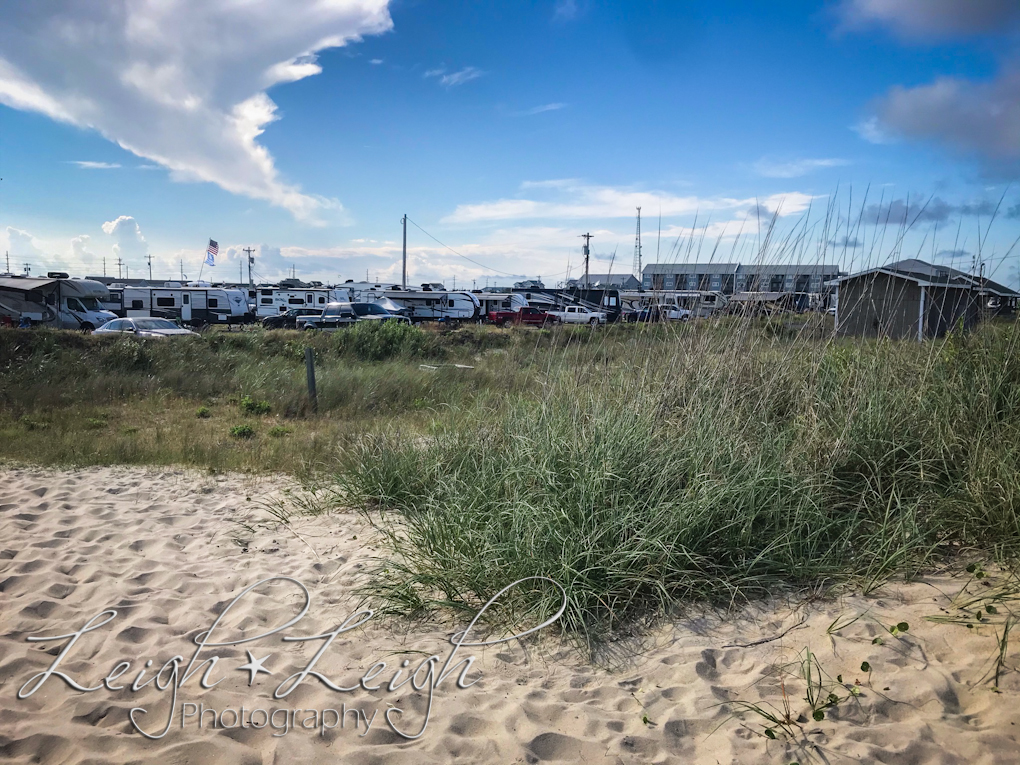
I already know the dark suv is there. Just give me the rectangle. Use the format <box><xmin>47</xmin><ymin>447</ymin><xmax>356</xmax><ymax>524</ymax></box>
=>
<box><xmin>261</xmin><ymin>308</ymin><xmax>321</xmax><ymax>329</ymax></box>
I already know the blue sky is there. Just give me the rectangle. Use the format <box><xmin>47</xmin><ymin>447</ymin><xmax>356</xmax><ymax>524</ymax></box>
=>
<box><xmin>1</xmin><ymin>0</ymin><xmax>1018</xmax><ymax>286</ymax></box>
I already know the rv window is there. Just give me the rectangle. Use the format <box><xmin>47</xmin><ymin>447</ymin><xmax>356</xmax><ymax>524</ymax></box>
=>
<box><xmin>306</xmin><ymin>294</ymin><xmax>313</xmax><ymax>302</ymax></box>
<box><xmin>183</xmin><ymin>294</ymin><xmax>190</xmax><ymax>304</ymax></box>
<box><xmin>260</xmin><ymin>298</ymin><xmax>273</xmax><ymax>305</ymax></box>
<box><xmin>318</xmin><ymin>296</ymin><xmax>325</xmax><ymax>304</ymax></box>
<box><xmin>67</xmin><ymin>298</ymin><xmax>86</xmax><ymax>312</ymax></box>
<box><xmin>131</xmin><ymin>300</ymin><xmax>143</xmax><ymax>309</ymax></box>
<box><xmin>208</xmin><ymin>298</ymin><xmax>218</xmax><ymax>308</ymax></box>
<box><xmin>156</xmin><ymin>297</ymin><xmax>175</xmax><ymax>307</ymax></box>
<box><xmin>288</xmin><ymin>298</ymin><xmax>304</xmax><ymax>305</ymax></box>
<box><xmin>261</xmin><ymin>290</ymin><xmax>273</xmax><ymax>296</ymax></box>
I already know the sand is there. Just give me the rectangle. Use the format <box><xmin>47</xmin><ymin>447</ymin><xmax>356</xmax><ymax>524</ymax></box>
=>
<box><xmin>2</xmin><ymin>465</ymin><xmax>1019</xmax><ymax>764</ymax></box>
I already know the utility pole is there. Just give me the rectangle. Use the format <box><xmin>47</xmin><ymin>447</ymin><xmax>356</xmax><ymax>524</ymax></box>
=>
<box><xmin>180</xmin><ymin>259</ymin><xmax>184</xmax><ymax>281</ymax></box>
<box><xmin>102</xmin><ymin>257</ymin><xmax>106</xmax><ymax>277</ymax></box>
<box><xmin>243</xmin><ymin>247</ymin><xmax>255</xmax><ymax>290</ymax></box>
<box><xmin>23</xmin><ymin>262</ymin><xmax>31</xmax><ymax>276</ymax></box>
<box><xmin>580</xmin><ymin>233</ymin><xmax>594</xmax><ymax>288</ymax></box>
<box><xmin>633</xmin><ymin>207</ymin><xmax>642</xmax><ymax>279</ymax></box>
<box><xmin>401</xmin><ymin>214</ymin><xmax>408</xmax><ymax>289</ymax></box>
<box><xmin>116</xmin><ymin>257</ymin><xmax>123</xmax><ymax>280</ymax></box>
<box><xmin>146</xmin><ymin>254</ymin><xmax>153</xmax><ymax>281</ymax></box>
<box><xmin>5</xmin><ymin>251</ymin><xmax>9</xmax><ymax>273</ymax></box>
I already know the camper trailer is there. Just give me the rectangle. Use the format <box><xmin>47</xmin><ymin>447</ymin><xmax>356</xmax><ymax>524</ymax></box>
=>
<box><xmin>105</xmin><ymin>283</ymin><xmax>250</xmax><ymax>325</ymax></box>
<box><xmin>254</xmin><ymin>287</ymin><xmax>352</xmax><ymax>318</ymax></box>
<box><xmin>341</xmin><ymin>283</ymin><xmax>481</xmax><ymax>323</ymax></box>
<box><xmin>0</xmin><ymin>274</ymin><xmax>116</xmax><ymax>330</ymax></box>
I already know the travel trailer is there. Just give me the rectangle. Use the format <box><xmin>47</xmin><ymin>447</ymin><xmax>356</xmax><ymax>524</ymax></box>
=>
<box><xmin>341</xmin><ymin>282</ymin><xmax>481</xmax><ymax>322</ymax></box>
<box><xmin>0</xmin><ymin>274</ymin><xmax>116</xmax><ymax>330</ymax></box>
<box><xmin>254</xmin><ymin>287</ymin><xmax>351</xmax><ymax>318</ymax></box>
<box><xmin>104</xmin><ymin>283</ymin><xmax>250</xmax><ymax>325</ymax></box>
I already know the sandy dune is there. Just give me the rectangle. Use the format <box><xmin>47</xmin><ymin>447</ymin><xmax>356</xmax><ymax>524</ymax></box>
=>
<box><xmin>1</xmin><ymin>465</ymin><xmax>1019</xmax><ymax>764</ymax></box>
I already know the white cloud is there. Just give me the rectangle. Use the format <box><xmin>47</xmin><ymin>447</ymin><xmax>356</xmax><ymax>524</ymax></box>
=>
<box><xmin>102</xmin><ymin>216</ymin><xmax>149</xmax><ymax>262</ymax></box>
<box><xmin>427</xmin><ymin>67</ymin><xmax>484</xmax><ymax>87</ymax></box>
<box><xmin>3</xmin><ymin>226</ymin><xmax>45</xmax><ymax>263</ymax></box>
<box><xmin>69</xmin><ymin>161</ymin><xmax>121</xmax><ymax>169</ymax></box>
<box><xmin>852</xmin><ymin>116</ymin><xmax>894</xmax><ymax>144</ymax></box>
<box><xmin>521</xmin><ymin>103</ymin><xmax>566</xmax><ymax>116</ymax></box>
<box><xmin>369</xmin><ymin>58</ymin><xmax>384</xmax><ymax>65</ymax></box>
<box><xmin>553</xmin><ymin>0</ymin><xmax>583</xmax><ymax>22</ymax></box>
<box><xmin>753</xmin><ymin>157</ymin><xmax>850</xmax><ymax>178</ymax></box>
<box><xmin>442</xmin><ymin>182</ymin><xmax>817</xmax><ymax>224</ymax></box>
<box><xmin>0</xmin><ymin>1</ymin><xmax>393</xmax><ymax>222</ymax></box>
<box><xmin>839</xmin><ymin>0</ymin><xmax>1020</xmax><ymax>38</ymax></box>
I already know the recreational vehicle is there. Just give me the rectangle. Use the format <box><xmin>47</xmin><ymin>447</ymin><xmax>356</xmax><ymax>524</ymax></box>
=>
<box><xmin>341</xmin><ymin>283</ymin><xmax>481</xmax><ymax>322</ymax></box>
<box><xmin>254</xmin><ymin>287</ymin><xmax>351</xmax><ymax>318</ymax></box>
<box><xmin>105</xmin><ymin>283</ymin><xmax>250</xmax><ymax>325</ymax></box>
<box><xmin>0</xmin><ymin>274</ymin><xmax>116</xmax><ymax>330</ymax></box>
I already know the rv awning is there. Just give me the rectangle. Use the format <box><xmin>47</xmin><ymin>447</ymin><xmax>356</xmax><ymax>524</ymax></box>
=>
<box><xmin>0</xmin><ymin>277</ymin><xmax>61</xmax><ymax>292</ymax></box>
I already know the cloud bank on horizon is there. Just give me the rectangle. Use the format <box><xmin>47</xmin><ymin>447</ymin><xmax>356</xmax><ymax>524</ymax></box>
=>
<box><xmin>0</xmin><ymin>0</ymin><xmax>393</xmax><ymax>222</ymax></box>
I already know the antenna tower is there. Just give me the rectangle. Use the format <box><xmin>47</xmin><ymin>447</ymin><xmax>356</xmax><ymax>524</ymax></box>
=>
<box><xmin>633</xmin><ymin>207</ymin><xmax>642</xmax><ymax>278</ymax></box>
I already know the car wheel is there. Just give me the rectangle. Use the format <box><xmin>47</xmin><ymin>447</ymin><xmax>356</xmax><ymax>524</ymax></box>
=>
<box><xmin>80</xmin><ymin>322</ymin><xmax>95</xmax><ymax>333</ymax></box>
<box><xmin>589</xmin><ymin>318</ymin><xmax>598</xmax><ymax>326</ymax></box>
<box><xmin>501</xmin><ymin>319</ymin><xmax>511</xmax><ymax>328</ymax></box>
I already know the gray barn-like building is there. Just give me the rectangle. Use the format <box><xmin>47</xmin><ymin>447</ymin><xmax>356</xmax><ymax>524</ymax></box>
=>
<box><xmin>833</xmin><ymin>259</ymin><xmax>1016</xmax><ymax>340</ymax></box>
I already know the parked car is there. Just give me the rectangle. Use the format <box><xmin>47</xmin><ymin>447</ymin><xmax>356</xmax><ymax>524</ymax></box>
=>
<box><xmin>93</xmin><ymin>317</ymin><xmax>199</xmax><ymax>338</ymax></box>
<box><xmin>302</xmin><ymin>302</ymin><xmax>359</xmax><ymax>331</ymax></box>
<box><xmin>261</xmin><ymin>307</ymin><xmax>322</xmax><ymax>330</ymax></box>
<box><xmin>625</xmin><ymin>305</ymin><xmax>691</xmax><ymax>323</ymax></box>
<box><xmin>487</xmin><ymin>306</ymin><xmax>555</xmax><ymax>327</ymax></box>
<box><xmin>349</xmin><ymin>302</ymin><xmax>411</xmax><ymax>323</ymax></box>
<box><xmin>546</xmin><ymin>305</ymin><xmax>607</xmax><ymax>325</ymax></box>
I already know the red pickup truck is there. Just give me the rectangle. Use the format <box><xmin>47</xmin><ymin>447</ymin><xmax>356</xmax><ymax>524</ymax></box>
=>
<box><xmin>487</xmin><ymin>306</ymin><xmax>556</xmax><ymax>327</ymax></box>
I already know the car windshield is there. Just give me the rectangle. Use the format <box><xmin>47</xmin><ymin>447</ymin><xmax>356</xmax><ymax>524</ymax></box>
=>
<box><xmin>134</xmin><ymin>319</ymin><xmax>180</xmax><ymax>330</ymax></box>
<box><xmin>352</xmin><ymin>303</ymin><xmax>389</xmax><ymax>316</ymax></box>
<box><xmin>80</xmin><ymin>297</ymin><xmax>101</xmax><ymax>309</ymax></box>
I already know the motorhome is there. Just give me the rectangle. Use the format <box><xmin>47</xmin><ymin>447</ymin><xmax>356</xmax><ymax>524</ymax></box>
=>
<box><xmin>0</xmin><ymin>274</ymin><xmax>117</xmax><ymax>330</ymax></box>
<box><xmin>105</xmin><ymin>282</ymin><xmax>251</xmax><ymax>325</ymax></box>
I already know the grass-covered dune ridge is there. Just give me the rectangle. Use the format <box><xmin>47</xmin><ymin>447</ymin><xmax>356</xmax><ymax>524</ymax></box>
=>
<box><xmin>338</xmin><ymin>320</ymin><xmax>1020</xmax><ymax>645</ymax></box>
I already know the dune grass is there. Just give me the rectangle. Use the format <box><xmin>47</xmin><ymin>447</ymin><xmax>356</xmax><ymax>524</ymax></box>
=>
<box><xmin>3</xmin><ymin>317</ymin><xmax>1020</xmax><ymax>648</ymax></box>
<box><xmin>333</xmin><ymin>317</ymin><xmax>1020</xmax><ymax>647</ymax></box>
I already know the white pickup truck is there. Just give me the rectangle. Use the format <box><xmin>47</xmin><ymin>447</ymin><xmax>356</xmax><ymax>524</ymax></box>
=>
<box><xmin>547</xmin><ymin>305</ymin><xmax>608</xmax><ymax>325</ymax></box>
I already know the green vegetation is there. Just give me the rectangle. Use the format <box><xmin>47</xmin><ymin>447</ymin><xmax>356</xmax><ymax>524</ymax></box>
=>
<box><xmin>2</xmin><ymin>316</ymin><xmax>1020</xmax><ymax>647</ymax></box>
<box><xmin>229</xmin><ymin>424</ymin><xmax>256</xmax><ymax>439</ymax></box>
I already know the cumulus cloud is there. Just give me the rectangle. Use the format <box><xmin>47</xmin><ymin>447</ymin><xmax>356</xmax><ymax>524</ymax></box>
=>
<box><xmin>102</xmin><ymin>216</ymin><xmax>149</xmax><ymax>262</ymax></box>
<box><xmin>442</xmin><ymin>182</ymin><xmax>816</xmax><ymax>224</ymax></box>
<box><xmin>4</xmin><ymin>226</ymin><xmax>45</xmax><ymax>262</ymax></box>
<box><xmin>845</xmin><ymin>1</ymin><xmax>1020</xmax><ymax>175</ymax></box>
<box><xmin>0</xmin><ymin>1</ymin><xmax>393</xmax><ymax>222</ymax></box>
<box><xmin>753</xmin><ymin>157</ymin><xmax>851</xmax><ymax>179</ymax></box>
<box><xmin>831</xmin><ymin>236</ymin><xmax>863</xmax><ymax>248</ymax></box>
<box><xmin>873</xmin><ymin>69</ymin><xmax>1020</xmax><ymax>175</ymax></box>
<box><xmin>70</xmin><ymin>234</ymin><xmax>96</xmax><ymax>265</ymax></box>
<box><xmin>839</xmin><ymin>0</ymin><xmax>1020</xmax><ymax>38</ymax></box>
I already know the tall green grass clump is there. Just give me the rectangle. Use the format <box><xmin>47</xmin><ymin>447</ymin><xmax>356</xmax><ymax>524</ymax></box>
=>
<box><xmin>339</xmin><ymin>320</ymin><xmax>1020</xmax><ymax>648</ymax></box>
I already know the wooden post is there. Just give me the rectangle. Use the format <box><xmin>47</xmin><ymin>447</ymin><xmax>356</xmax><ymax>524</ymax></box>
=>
<box><xmin>304</xmin><ymin>346</ymin><xmax>318</xmax><ymax>413</ymax></box>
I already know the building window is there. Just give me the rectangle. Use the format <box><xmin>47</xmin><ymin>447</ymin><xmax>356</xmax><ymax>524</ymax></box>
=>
<box><xmin>652</xmin><ymin>274</ymin><xmax>665</xmax><ymax>290</ymax></box>
<box><xmin>770</xmin><ymin>275</ymin><xmax>786</xmax><ymax>292</ymax></box>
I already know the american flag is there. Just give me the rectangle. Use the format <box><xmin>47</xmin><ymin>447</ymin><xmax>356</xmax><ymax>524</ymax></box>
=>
<box><xmin>205</xmin><ymin>239</ymin><xmax>218</xmax><ymax>267</ymax></box>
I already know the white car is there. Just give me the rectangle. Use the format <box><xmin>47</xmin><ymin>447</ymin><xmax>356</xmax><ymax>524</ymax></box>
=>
<box><xmin>547</xmin><ymin>305</ymin><xmax>608</xmax><ymax>325</ymax></box>
<box><xmin>93</xmin><ymin>317</ymin><xmax>199</xmax><ymax>338</ymax></box>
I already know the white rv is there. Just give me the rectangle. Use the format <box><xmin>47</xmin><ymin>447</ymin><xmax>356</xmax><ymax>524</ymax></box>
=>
<box><xmin>254</xmin><ymin>287</ymin><xmax>352</xmax><ymax>317</ymax></box>
<box><xmin>105</xmin><ymin>283</ymin><xmax>250</xmax><ymax>325</ymax></box>
<box><xmin>619</xmin><ymin>290</ymin><xmax>729</xmax><ymax>319</ymax></box>
<box><xmin>0</xmin><ymin>274</ymin><xmax>117</xmax><ymax>330</ymax></box>
<box><xmin>340</xmin><ymin>282</ymin><xmax>481</xmax><ymax>322</ymax></box>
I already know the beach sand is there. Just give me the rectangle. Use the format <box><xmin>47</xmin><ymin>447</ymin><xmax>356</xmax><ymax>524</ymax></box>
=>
<box><xmin>2</xmin><ymin>465</ymin><xmax>1019</xmax><ymax>764</ymax></box>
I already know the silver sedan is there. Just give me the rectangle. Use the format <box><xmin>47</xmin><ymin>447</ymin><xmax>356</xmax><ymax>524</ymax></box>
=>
<box><xmin>94</xmin><ymin>317</ymin><xmax>199</xmax><ymax>338</ymax></box>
